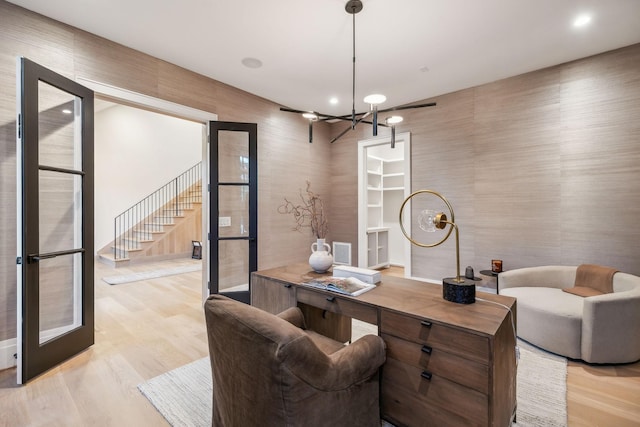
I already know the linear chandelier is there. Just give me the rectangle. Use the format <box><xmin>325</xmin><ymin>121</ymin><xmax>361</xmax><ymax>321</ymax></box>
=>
<box><xmin>281</xmin><ymin>0</ymin><xmax>436</xmax><ymax>145</ymax></box>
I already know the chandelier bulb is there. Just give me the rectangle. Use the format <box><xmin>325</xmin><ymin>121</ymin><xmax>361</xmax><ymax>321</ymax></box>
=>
<box><xmin>364</xmin><ymin>94</ymin><xmax>387</xmax><ymax>106</ymax></box>
<box><xmin>385</xmin><ymin>116</ymin><xmax>403</xmax><ymax>125</ymax></box>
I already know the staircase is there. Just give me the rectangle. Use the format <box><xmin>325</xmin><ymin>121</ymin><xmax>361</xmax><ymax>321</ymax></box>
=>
<box><xmin>98</xmin><ymin>163</ymin><xmax>203</xmax><ymax>267</ymax></box>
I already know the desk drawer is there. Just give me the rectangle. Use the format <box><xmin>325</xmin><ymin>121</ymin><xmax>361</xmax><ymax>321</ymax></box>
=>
<box><xmin>382</xmin><ymin>333</ymin><xmax>489</xmax><ymax>394</ymax></box>
<box><xmin>382</xmin><ymin>381</ymin><xmax>485</xmax><ymax>427</ymax></box>
<box><xmin>296</xmin><ymin>287</ymin><xmax>378</xmax><ymax>324</ymax></box>
<box><xmin>381</xmin><ymin>309</ymin><xmax>489</xmax><ymax>364</ymax></box>
<box><xmin>382</xmin><ymin>357</ymin><xmax>488</xmax><ymax>426</ymax></box>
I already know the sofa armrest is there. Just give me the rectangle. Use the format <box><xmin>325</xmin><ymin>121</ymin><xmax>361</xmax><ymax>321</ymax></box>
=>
<box><xmin>499</xmin><ymin>266</ymin><xmax>576</xmax><ymax>291</ymax></box>
<box><xmin>280</xmin><ymin>334</ymin><xmax>386</xmax><ymax>391</ymax></box>
<box><xmin>277</xmin><ymin>306</ymin><xmax>307</xmax><ymax>329</ymax></box>
<box><xmin>582</xmin><ymin>290</ymin><xmax>640</xmax><ymax>363</ymax></box>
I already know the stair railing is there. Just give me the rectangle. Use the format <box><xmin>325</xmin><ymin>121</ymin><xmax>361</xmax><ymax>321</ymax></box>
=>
<box><xmin>113</xmin><ymin>162</ymin><xmax>202</xmax><ymax>259</ymax></box>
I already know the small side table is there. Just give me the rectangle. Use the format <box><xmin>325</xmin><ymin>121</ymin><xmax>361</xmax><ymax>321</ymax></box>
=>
<box><xmin>480</xmin><ymin>270</ymin><xmax>501</xmax><ymax>293</ymax></box>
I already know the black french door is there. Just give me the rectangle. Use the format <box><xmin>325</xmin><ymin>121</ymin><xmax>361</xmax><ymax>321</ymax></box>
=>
<box><xmin>209</xmin><ymin>122</ymin><xmax>257</xmax><ymax>304</ymax></box>
<box><xmin>17</xmin><ymin>58</ymin><xmax>94</xmax><ymax>383</ymax></box>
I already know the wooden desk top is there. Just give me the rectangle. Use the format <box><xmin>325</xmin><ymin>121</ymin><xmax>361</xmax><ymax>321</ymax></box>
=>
<box><xmin>253</xmin><ymin>263</ymin><xmax>516</xmax><ymax>338</ymax></box>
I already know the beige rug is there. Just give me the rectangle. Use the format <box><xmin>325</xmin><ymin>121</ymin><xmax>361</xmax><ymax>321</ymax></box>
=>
<box><xmin>138</xmin><ymin>338</ymin><xmax>566</xmax><ymax>427</ymax></box>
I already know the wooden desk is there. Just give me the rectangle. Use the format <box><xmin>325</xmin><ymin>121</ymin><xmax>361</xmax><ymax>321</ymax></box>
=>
<box><xmin>251</xmin><ymin>264</ymin><xmax>517</xmax><ymax>427</ymax></box>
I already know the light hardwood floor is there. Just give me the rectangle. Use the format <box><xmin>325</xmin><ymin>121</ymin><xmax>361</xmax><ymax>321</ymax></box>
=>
<box><xmin>0</xmin><ymin>259</ymin><xmax>208</xmax><ymax>427</ymax></box>
<box><xmin>0</xmin><ymin>262</ymin><xmax>638</xmax><ymax>426</ymax></box>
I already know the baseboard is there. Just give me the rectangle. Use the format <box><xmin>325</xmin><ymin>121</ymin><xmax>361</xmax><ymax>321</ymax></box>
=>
<box><xmin>407</xmin><ymin>275</ymin><xmax>441</xmax><ymax>285</ymax></box>
<box><xmin>0</xmin><ymin>338</ymin><xmax>17</xmax><ymax>370</ymax></box>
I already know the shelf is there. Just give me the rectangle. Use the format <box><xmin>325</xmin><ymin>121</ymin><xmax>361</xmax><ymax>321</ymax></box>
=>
<box><xmin>383</xmin><ymin>187</ymin><xmax>404</xmax><ymax>191</ymax></box>
<box><xmin>383</xmin><ymin>172</ymin><xmax>404</xmax><ymax>177</ymax></box>
<box><xmin>367</xmin><ymin>227</ymin><xmax>389</xmax><ymax>232</ymax></box>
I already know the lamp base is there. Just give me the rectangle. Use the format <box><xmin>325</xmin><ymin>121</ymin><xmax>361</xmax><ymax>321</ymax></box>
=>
<box><xmin>442</xmin><ymin>278</ymin><xmax>476</xmax><ymax>304</ymax></box>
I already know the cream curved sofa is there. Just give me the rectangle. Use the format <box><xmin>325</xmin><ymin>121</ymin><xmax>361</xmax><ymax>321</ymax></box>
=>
<box><xmin>499</xmin><ymin>266</ymin><xmax>640</xmax><ymax>364</ymax></box>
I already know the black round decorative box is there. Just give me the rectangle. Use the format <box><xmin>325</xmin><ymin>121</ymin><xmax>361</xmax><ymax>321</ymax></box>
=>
<box><xmin>442</xmin><ymin>278</ymin><xmax>476</xmax><ymax>304</ymax></box>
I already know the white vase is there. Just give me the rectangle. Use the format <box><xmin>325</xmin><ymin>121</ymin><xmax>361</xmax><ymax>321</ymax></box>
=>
<box><xmin>309</xmin><ymin>238</ymin><xmax>333</xmax><ymax>273</ymax></box>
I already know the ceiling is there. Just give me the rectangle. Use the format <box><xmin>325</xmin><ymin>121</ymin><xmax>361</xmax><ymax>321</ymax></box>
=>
<box><xmin>8</xmin><ymin>0</ymin><xmax>640</xmax><ymax>116</ymax></box>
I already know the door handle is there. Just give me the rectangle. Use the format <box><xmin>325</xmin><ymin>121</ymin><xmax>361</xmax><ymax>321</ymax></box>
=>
<box><xmin>29</xmin><ymin>253</ymin><xmax>57</xmax><ymax>262</ymax></box>
<box><xmin>27</xmin><ymin>248</ymin><xmax>85</xmax><ymax>263</ymax></box>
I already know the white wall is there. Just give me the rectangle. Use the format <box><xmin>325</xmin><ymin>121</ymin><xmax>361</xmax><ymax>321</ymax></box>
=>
<box><xmin>94</xmin><ymin>102</ymin><xmax>203</xmax><ymax>253</ymax></box>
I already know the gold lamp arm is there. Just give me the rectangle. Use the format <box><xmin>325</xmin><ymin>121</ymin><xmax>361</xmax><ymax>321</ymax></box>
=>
<box><xmin>440</xmin><ymin>219</ymin><xmax>462</xmax><ymax>283</ymax></box>
<box><xmin>398</xmin><ymin>189</ymin><xmax>462</xmax><ymax>283</ymax></box>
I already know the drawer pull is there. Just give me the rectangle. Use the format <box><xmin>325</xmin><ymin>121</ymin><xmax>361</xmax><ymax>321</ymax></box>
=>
<box><xmin>326</xmin><ymin>296</ymin><xmax>336</xmax><ymax>302</ymax></box>
<box><xmin>421</xmin><ymin>371</ymin><xmax>433</xmax><ymax>381</ymax></box>
<box><xmin>420</xmin><ymin>320</ymin><xmax>432</xmax><ymax>328</ymax></box>
<box><xmin>284</xmin><ymin>284</ymin><xmax>292</xmax><ymax>288</ymax></box>
<box><xmin>421</xmin><ymin>345</ymin><xmax>432</xmax><ymax>355</ymax></box>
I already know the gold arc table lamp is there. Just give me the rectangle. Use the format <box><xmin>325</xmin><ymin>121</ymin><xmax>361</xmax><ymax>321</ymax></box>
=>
<box><xmin>399</xmin><ymin>189</ymin><xmax>475</xmax><ymax>304</ymax></box>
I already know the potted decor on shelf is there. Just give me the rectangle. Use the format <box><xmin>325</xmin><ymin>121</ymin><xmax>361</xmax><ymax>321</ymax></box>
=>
<box><xmin>278</xmin><ymin>181</ymin><xmax>332</xmax><ymax>273</ymax></box>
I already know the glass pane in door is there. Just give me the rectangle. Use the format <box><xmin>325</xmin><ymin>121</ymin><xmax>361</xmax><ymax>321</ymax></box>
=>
<box><xmin>39</xmin><ymin>171</ymin><xmax>82</xmax><ymax>253</ymax></box>
<box><xmin>37</xmin><ymin>82</ymin><xmax>83</xmax><ymax>345</ymax></box>
<box><xmin>219</xmin><ymin>239</ymin><xmax>249</xmax><ymax>292</ymax></box>
<box><xmin>219</xmin><ymin>185</ymin><xmax>249</xmax><ymax>238</ymax></box>
<box><xmin>38</xmin><ymin>253</ymin><xmax>82</xmax><ymax>344</ymax></box>
<box><xmin>38</xmin><ymin>81</ymin><xmax>80</xmax><ymax>169</ymax></box>
<box><xmin>218</xmin><ymin>131</ymin><xmax>249</xmax><ymax>183</ymax></box>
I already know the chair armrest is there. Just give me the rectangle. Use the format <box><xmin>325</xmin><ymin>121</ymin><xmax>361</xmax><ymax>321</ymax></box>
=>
<box><xmin>499</xmin><ymin>266</ymin><xmax>576</xmax><ymax>290</ymax></box>
<box><xmin>280</xmin><ymin>334</ymin><xmax>386</xmax><ymax>391</ymax></box>
<box><xmin>582</xmin><ymin>290</ymin><xmax>640</xmax><ymax>363</ymax></box>
<box><xmin>277</xmin><ymin>306</ymin><xmax>307</xmax><ymax>329</ymax></box>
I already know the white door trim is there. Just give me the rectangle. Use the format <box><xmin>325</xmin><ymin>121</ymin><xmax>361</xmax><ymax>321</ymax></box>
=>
<box><xmin>357</xmin><ymin>132</ymin><xmax>411</xmax><ymax>276</ymax></box>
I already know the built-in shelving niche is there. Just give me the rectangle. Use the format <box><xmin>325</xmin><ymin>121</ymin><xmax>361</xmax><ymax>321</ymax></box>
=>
<box><xmin>357</xmin><ymin>133</ymin><xmax>411</xmax><ymax>273</ymax></box>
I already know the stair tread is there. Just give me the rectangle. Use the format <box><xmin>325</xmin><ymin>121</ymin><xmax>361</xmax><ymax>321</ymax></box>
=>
<box><xmin>98</xmin><ymin>253</ymin><xmax>130</xmax><ymax>262</ymax></box>
<box><xmin>111</xmin><ymin>245</ymin><xmax>143</xmax><ymax>252</ymax></box>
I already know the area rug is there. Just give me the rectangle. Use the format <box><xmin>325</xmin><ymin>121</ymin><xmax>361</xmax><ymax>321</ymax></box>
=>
<box><xmin>515</xmin><ymin>340</ymin><xmax>567</xmax><ymax>426</ymax></box>
<box><xmin>102</xmin><ymin>264</ymin><xmax>202</xmax><ymax>285</ymax></box>
<box><xmin>138</xmin><ymin>340</ymin><xmax>567</xmax><ymax>427</ymax></box>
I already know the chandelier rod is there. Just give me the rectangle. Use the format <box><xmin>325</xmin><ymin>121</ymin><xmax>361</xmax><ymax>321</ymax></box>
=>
<box><xmin>351</xmin><ymin>4</ymin><xmax>357</xmax><ymax>129</ymax></box>
<box><xmin>279</xmin><ymin>0</ymin><xmax>436</xmax><ymax>144</ymax></box>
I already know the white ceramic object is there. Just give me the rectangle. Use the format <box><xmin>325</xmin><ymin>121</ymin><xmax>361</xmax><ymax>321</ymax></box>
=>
<box><xmin>309</xmin><ymin>238</ymin><xmax>333</xmax><ymax>273</ymax></box>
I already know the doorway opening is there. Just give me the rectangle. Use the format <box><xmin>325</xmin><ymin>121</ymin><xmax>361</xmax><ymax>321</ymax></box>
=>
<box><xmin>78</xmin><ymin>78</ymin><xmax>216</xmax><ymax>301</ymax></box>
<box><xmin>357</xmin><ymin>133</ymin><xmax>411</xmax><ymax>276</ymax></box>
<box><xmin>94</xmin><ymin>99</ymin><xmax>203</xmax><ymax>265</ymax></box>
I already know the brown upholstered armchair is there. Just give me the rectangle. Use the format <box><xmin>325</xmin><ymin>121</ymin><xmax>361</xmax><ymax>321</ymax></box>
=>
<box><xmin>204</xmin><ymin>294</ymin><xmax>386</xmax><ymax>427</ymax></box>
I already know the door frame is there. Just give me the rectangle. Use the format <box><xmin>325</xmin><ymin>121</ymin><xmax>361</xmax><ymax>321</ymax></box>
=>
<box><xmin>208</xmin><ymin>121</ymin><xmax>258</xmax><ymax>304</ymax></box>
<box><xmin>357</xmin><ymin>132</ymin><xmax>412</xmax><ymax>276</ymax></box>
<box><xmin>16</xmin><ymin>57</ymin><xmax>95</xmax><ymax>383</ymax></box>
<box><xmin>76</xmin><ymin>78</ymin><xmax>217</xmax><ymax>301</ymax></box>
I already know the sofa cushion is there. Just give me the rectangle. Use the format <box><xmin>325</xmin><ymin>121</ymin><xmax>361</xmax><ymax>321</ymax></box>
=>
<box><xmin>500</xmin><ymin>287</ymin><xmax>583</xmax><ymax>359</ymax></box>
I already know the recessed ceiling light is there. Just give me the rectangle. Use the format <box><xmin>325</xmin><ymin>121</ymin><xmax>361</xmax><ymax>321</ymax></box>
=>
<box><xmin>329</xmin><ymin>97</ymin><xmax>339</xmax><ymax>105</ymax></box>
<box><xmin>573</xmin><ymin>14</ymin><xmax>592</xmax><ymax>27</ymax></box>
<box><xmin>241</xmin><ymin>57</ymin><xmax>263</xmax><ymax>69</ymax></box>
<box><xmin>62</xmin><ymin>109</ymin><xmax>72</xmax><ymax>114</ymax></box>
